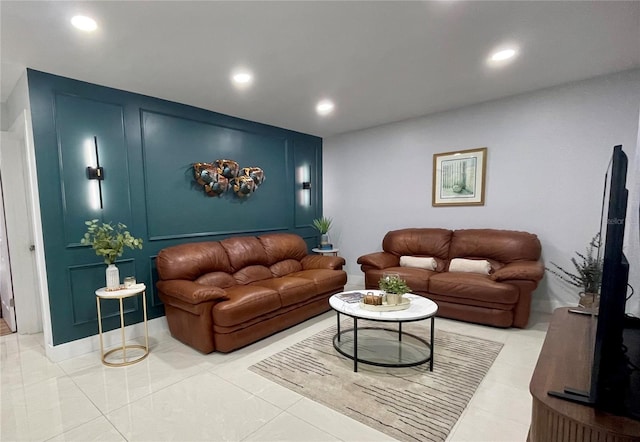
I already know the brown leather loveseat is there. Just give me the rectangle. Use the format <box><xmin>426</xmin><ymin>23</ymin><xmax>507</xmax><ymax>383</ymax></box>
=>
<box><xmin>357</xmin><ymin>228</ymin><xmax>544</xmax><ymax>328</ymax></box>
<box><xmin>156</xmin><ymin>233</ymin><xmax>347</xmax><ymax>353</ymax></box>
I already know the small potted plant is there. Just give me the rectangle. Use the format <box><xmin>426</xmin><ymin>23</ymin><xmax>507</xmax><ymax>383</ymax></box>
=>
<box><xmin>546</xmin><ymin>233</ymin><xmax>602</xmax><ymax>309</ymax></box>
<box><xmin>81</xmin><ymin>219</ymin><xmax>144</xmax><ymax>289</ymax></box>
<box><xmin>378</xmin><ymin>273</ymin><xmax>411</xmax><ymax>305</ymax></box>
<box><xmin>312</xmin><ymin>216</ymin><xmax>333</xmax><ymax>250</ymax></box>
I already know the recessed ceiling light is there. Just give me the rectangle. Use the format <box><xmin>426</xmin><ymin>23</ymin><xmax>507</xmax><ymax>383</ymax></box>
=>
<box><xmin>489</xmin><ymin>48</ymin><xmax>518</xmax><ymax>62</ymax></box>
<box><xmin>71</xmin><ymin>15</ymin><xmax>97</xmax><ymax>32</ymax></box>
<box><xmin>231</xmin><ymin>70</ymin><xmax>254</xmax><ymax>88</ymax></box>
<box><xmin>316</xmin><ymin>99</ymin><xmax>335</xmax><ymax>116</ymax></box>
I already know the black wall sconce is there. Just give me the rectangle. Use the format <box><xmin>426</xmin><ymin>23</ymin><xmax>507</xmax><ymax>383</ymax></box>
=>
<box><xmin>86</xmin><ymin>166</ymin><xmax>104</xmax><ymax>180</ymax></box>
<box><xmin>86</xmin><ymin>136</ymin><xmax>104</xmax><ymax>209</ymax></box>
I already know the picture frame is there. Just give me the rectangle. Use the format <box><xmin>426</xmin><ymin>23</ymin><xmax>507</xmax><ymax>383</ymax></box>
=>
<box><xmin>432</xmin><ymin>147</ymin><xmax>487</xmax><ymax>207</ymax></box>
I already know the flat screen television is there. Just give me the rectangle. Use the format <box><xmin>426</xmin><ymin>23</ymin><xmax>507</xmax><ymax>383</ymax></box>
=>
<box><xmin>549</xmin><ymin>144</ymin><xmax>639</xmax><ymax>420</ymax></box>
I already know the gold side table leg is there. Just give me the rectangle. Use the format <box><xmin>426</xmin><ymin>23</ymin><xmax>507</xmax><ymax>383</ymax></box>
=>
<box><xmin>119</xmin><ymin>297</ymin><xmax>126</xmax><ymax>362</ymax></box>
<box><xmin>96</xmin><ymin>286</ymin><xmax>149</xmax><ymax>367</ymax></box>
<box><xmin>96</xmin><ymin>297</ymin><xmax>105</xmax><ymax>363</ymax></box>
<box><xmin>143</xmin><ymin>290</ymin><xmax>149</xmax><ymax>352</ymax></box>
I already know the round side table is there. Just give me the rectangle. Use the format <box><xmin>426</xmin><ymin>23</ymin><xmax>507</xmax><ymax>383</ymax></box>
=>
<box><xmin>312</xmin><ymin>247</ymin><xmax>340</xmax><ymax>256</ymax></box>
<box><xmin>95</xmin><ymin>283</ymin><xmax>149</xmax><ymax>367</ymax></box>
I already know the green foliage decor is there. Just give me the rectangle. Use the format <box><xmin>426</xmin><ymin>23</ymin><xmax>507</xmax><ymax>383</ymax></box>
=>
<box><xmin>312</xmin><ymin>216</ymin><xmax>333</xmax><ymax>234</ymax></box>
<box><xmin>378</xmin><ymin>274</ymin><xmax>411</xmax><ymax>295</ymax></box>
<box><xmin>546</xmin><ymin>233</ymin><xmax>602</xmax><ymax>294</ymax></box>
<box><xmin>81</xmin><ymin>219</ymin><xmax>143</xmax><ymax>265</ymax></box>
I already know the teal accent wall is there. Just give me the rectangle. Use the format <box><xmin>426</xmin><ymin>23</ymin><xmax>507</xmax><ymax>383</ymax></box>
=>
<box><xmin>27</xmin><ymin>69</ymin><xmax>323</xmax><ymax>345</ymax></box>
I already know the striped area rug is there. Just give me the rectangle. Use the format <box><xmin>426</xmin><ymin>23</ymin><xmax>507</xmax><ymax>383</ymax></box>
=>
<box><xmin>250</xmin><ymin>321</ymin><xmax>503</xmax><ymax>442</ymax></box>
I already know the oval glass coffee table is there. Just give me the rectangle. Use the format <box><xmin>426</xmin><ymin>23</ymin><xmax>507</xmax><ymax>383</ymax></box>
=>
<box><xmin>329</xmin><ymin>291</ymin><xmax>438</xmax><ymax>372</ymax></box>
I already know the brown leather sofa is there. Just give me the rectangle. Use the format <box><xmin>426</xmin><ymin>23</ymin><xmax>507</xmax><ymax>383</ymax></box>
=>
<box><xmin>156</xmin><ymin>233</ymin><xmax>347</xmax><ymax>353</ymax></box>
<box><xmin>357</xmin><ymin>228</ymin><xmax>544</xmax><ymax>328</ymax></box>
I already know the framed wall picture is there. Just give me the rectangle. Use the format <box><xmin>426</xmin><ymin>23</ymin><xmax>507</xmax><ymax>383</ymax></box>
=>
<box><xmin>432</xmin><ymin>147</ymin><xmax>487</xmax><ymax>206</ymax></box>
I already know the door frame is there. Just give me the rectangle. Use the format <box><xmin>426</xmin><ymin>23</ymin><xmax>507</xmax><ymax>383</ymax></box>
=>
<box><xmin>0</xmin><ymin>161</ymin><xmax>16</xmax><ymax>332</ymax></box>
<box><xmin>2</xmin><ymin>111</ymin><xmax>50</xmax><ymax>339</ymax></box>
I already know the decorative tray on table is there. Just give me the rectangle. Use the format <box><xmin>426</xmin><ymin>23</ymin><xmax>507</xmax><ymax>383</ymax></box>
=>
<box><xmin>359</xmin><ymin>297</ymin><xmax>411</xmax><ymax>312</ymax></box>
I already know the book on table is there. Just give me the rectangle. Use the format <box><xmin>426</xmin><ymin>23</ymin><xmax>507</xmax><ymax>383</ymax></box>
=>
<box><xmin>336</xmin><ymin>292</ymin><xmax>365</xmax><ymax>303</ymax></box>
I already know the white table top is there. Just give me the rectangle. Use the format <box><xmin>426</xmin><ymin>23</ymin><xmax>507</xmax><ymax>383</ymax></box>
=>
<box><xmin>329</xmin><ymin>290</ymin><xmax>438</xmax><ymax>321</ymax></box>
<box><xmin>312</xmin><ymin>247</ymin><xmax>339</xmax><ymax>253</ymax></box>
<box><xmin>95</xmin><ymin>283</ymin><xmax>146</xmax><ymax>299</ymax></box>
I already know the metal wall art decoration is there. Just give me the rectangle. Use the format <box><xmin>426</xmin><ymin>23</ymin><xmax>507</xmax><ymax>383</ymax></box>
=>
<box><xmin>193</xmin><ymin>162</ymin><xmax>229</xmax><ymax>196</ymax></box>
<box><xmin>193</xmin><ymin>160</ymin><xmax>265</xmax><ymax>198</ymax></box>
<box><xmin>215</xmin><ymin>159</ymin><xmax>240</xmax><ymax>179</ymax></box>
<box><xmin>233</xmin><ymin>175</ymin><xmax>256</xmax><ymax>197</ymax></box>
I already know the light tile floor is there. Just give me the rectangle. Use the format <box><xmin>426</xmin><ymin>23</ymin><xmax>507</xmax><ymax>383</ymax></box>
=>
<box><xmin>1</xmin><ymin>286</ymin><xmax>550</xmax><ymax>442</ymax></box>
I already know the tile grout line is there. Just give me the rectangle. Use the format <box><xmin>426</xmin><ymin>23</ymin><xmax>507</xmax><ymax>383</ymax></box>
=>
<box><xmin>60</xmin><ymin>360</ymin><xmax>129</xmax><ymax>441</ymax></box>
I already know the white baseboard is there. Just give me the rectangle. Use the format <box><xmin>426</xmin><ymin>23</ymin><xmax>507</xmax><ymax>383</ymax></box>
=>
<box><xmin>531</xmin><ymin>298</ymin><xmax>555</xmax><ymax>314</ymax></box>
<box><xmin>346</xmin><ymin>274</ymin><xmax>364</xmax><ymax>288</ymax></box>
<box><xmin>44</xmin><ymin>317</ymin><xmax>169</xmax><ymax>363</ymax></box>
<box><xmin>43</xmin><ymin>274</ymin><xmax>367</xmax><ymax>363</ymax></box>
<box><xmin>43</xmin><ymin>275</ymin><xmax>553</xmax><ymax>362</ymax></box>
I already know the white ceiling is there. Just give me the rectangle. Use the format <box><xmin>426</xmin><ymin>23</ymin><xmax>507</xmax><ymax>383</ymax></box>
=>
<box><xmin>1</xmin><ymin>1</ymin><xmax>639</xmax><ymax>137</ymax></box>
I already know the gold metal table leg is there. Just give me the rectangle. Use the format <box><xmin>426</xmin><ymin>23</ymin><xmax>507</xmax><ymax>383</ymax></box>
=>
<box><xmin>96</xmin><ymin>297</ymin><xmax>105</xmax><ymax>363</ymax></box>
<box><xmin>119</xmin><ymin>297</ymin><xmax>126</xmax><ymax>362</ymax></box>
<box><xmin>97</xmin><ymin>287</ymin><xmax>150</xmax><ymax>367</ymax></box>
<box><xmin>143</xmin><ymin>290</ymin><xmax>149</xmax><ymax>352</ymax></box>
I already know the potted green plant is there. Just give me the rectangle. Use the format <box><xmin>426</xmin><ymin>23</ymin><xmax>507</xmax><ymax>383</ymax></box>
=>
<box><xmin>312</xmin><ymin>216</ymin><xmax>333</xmax><ymax>250</ymax></box>
<box><xmin>81</xmin><ymin>219</ymin><xmax>143</xmax><ymax>289</ymax></box>
<box><xmin>378</xmin><ymin>273</ymin><xmax>411</xmax><ymax>305</ymax></box>
<box><xmin>546</xmin><ymin>233</ymin><xmax>602</xmax><ymax>308</ymax></box>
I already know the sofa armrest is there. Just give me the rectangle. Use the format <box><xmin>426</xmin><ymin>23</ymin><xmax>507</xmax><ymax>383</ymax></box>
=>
<box><xmin>156</xmin><ymin>280</ymin><xmax>227</xmax><ymax>305</ymax></box>
<box><xmin>490</xmin><ymin>261</ymin><xmax>544</xmax><ymax>282</ymax></box>
<box><xmin>301</xmin><ymin>255</ymin><xmax>345</xmax><ymax>270</ymax></box>
<box><xmin>357</xmin><ymin>252</ymin><xmax>399</xmax><ymax>270</ymax></box>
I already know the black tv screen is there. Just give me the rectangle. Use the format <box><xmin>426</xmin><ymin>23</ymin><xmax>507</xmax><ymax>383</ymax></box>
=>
<box><xmin>549</xmin><ymin>144</ymin><xmax>639</xmax><ymax>420</ymax></box>
<box><xmin>591</xmin><ymin>145</ymin><xmax>633</xmax><ymax>416</ymax></box>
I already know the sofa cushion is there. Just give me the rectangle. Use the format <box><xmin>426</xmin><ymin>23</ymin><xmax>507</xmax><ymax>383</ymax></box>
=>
<box><xmin>429</xmin><ymin>298</ymin><xmax>514</xmax><ymax>325</ymax></box>
<box><xmin>157</xmin><ymin>280</ymin><xmax>227</xmax><ymax>305</ymax></box>
<box><xmin>449</xmin><ymin>258</ymin><xmax>492</xmax><ymax>275</ymax></box>
<box><xmin>363</xmin><ymin>267</ymin><xmax>432</xmax><ymax>293</ymax></box>
<box><xmin>233</xmin><ymin>265</ymin><xmax>273</xmax><ymax>285</ymax></box>
<box><xmin>270</xmin><ymin>259</ymin><xmax>303</xmax><ymax>277</ymax></box>
<box><xmin>221</xmin><ymin>236</ymin><xmax>269</xmax><ymax>271</ymax></box>
<box><xmin>213</xmin><ymin>285</ymin><xmax>281</xmax><ymax>327</ymax></box>
<box><xmin>428</xmin><ymin>272</ymin><xmax>519</xmax><ymax>304</ymax></box>
<box><xmin>156</xmin><ymin>241</ymin><xmax>233</xmax><ymax>280</ymax></box>
<box><xmin>292</xmin><ymin>269</ymin><xmax>347</xmax><ymax>294</ymax></box>
<box><xmin>400</xmin><ymin>256</ymin><xmax>437</xmax><ymax>270</ymax></box>
<box><xmin>383</xmin><ymin>228</ymin><xmax>452</xmax><ymax>261</ymax></box>
<box><xmin>490</xmin><ymin>261</ymin><xmax>544</xmax><ymax>282</ymax></box>
<box><xmin>259</xmin><ymin>233</ymin><xmax>307</xmax><ymax>264</ymax></box>
<box><xmin>357</xmin><ymin>252</ymin><xmax>400</xmax><ymax>270</ymax></box>
<box><xmin>195</xmin><ymin>272</ymin><xmax>237</xmax><ymax>288</ymax></box>
<box><xmin>448</xmin><ymin>229</ymin><xmax>541</xmax><ymax>264</ymax></box>
<box><xmin>425</xmin><ymin>292</ymin><xmax>516</xmax><ymax>311</ymax></box>
<box><xmin>301</xmin><ymin>255</ymin><xmax>346</xmax><ymax>270</ymax></box>
<box><xmin>250</xmin><ymin>277</ymin><xmax>317</xmax><ymax>307</ymax></box>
